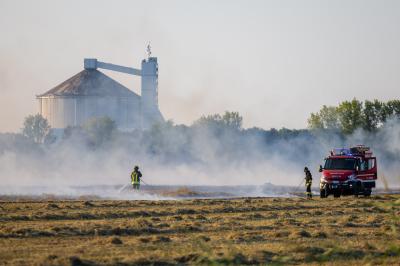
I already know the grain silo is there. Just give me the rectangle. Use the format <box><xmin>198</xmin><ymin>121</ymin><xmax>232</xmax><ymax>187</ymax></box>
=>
<box><xmin>37</xmin><ymin>49</ymin><xmax>164</xmax><ymax>132</ymax></box>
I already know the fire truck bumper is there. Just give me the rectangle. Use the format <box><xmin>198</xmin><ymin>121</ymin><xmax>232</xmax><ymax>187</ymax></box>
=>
<box><xmin>320</xmin><ymin>180</ymin><xmax>375</xmax><ymax>195</ymax></box>
<box><xmin>320</xmin><ymin>181</ymin><xmax>344</xmax><ymax>190</ymax></box>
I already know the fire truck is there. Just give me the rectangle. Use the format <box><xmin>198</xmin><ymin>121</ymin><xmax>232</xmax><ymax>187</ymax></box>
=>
<box><xmin>319</xmin><ymin>145</ymin><xmax>377</xmax><ymax>198</ymax></box>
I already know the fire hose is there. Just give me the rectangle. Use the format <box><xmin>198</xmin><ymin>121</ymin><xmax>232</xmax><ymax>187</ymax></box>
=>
<box><xmin>294</xmin><ymin>178</ymin><xmax>305</xmax><ymax>194</ymax></box>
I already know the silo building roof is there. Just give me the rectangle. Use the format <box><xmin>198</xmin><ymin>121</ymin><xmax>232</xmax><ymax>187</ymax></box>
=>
<box><xmin>37</xmin><ymin>70</ymin><xmax>139</xmax><ymax>98</ymax></box>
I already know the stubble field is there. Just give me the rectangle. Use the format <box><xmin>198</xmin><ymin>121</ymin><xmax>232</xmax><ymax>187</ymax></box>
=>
<box><xmin>0</xmin><ymin>194</ymin><xmax>400</xmax><ymax>265</ymax></box>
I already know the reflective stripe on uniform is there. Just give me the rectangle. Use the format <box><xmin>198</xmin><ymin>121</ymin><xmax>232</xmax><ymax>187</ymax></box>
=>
<box><xmin>131</xmin><ymin>171</ymin><xmax>140</xmax><ymax>184</ymax></box>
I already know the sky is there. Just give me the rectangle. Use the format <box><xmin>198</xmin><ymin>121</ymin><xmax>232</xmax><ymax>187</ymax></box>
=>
<box><xmin>0</xmin><ymin>0</ymin><xmax>399</xmax><ymax>132</ymax></box>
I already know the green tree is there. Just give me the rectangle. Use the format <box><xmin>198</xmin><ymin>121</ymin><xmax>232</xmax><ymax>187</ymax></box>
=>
<box><xmin>221</xmin><ymin>111</ymin><xmax>243</xmax><ymax>130</ymax></box>
<box><xmin>82</xmin><ymin>116</ymin><xmax>116</xmax><ymax>146</ymax></box>
<box><xmin>22</xmin><ymin>114</ymin><xmax>52</xmax><ymax>143</ymax></box>
<box><xmin>194</xmin><ymin>111</ymin><xmax>243</xmax><ymax>131</ymax></box>
<box><xmin>383</xmin><ymin>100</ymin><xmax>400</xmax><ymax>121</ymax></box>
<box><xmin>194</xmin><ymin>114</ymin><xmax>222</xmax><ymax>128</ymax></box>
<box><xmin>363</xmin><ymin>99</ymin><xmax>383</xmax><ymax>131</ymax></box>
<box><xmin>320</xmin><ymin>105</ymin><xmax>339</xmax><ymax>130</ymax></box>
<box><xmin>307</xmin><ymin>106</ymin><xmax>338</xmax><ymax>130</ymax></box>
<box><xmin>337</xmin><ymin>99</ymin><xmax>364</xmax><ymax>134</ymax></box>
<box><xmin>307</xmin><ymin>112</ymin><xmax>324</xmax><ymax>130</ymax></box>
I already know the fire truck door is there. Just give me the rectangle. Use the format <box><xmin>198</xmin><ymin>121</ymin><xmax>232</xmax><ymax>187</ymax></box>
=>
<box><xmin>358</xmin><ymin>158</ymin><xmax>376</xmax><ymax>181</ymax></box>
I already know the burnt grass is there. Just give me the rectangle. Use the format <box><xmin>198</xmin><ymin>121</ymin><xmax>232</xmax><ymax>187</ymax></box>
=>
<box><xmin>0</xmin><ymin>195</ymin><xmax>400</xmax><ymax>265</ymax></box>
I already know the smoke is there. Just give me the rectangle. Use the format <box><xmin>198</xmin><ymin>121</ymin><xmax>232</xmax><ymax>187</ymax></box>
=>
<box><xmin>0</xmin><ymin>117</ymin><xmax>399</xmax><ymax>198</ymax></box>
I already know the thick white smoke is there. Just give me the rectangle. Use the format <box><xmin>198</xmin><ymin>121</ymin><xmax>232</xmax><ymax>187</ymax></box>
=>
<box><xmin>0</xmin><ymin>118</ymin><xmax>399</xmax><ymax>198</ymax></box>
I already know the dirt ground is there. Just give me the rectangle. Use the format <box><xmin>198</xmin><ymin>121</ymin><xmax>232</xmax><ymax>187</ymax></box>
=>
<box><xmin>0</xmin><ymin>194</ymin><xmax>400</xmax><ymax>265</ymax></box>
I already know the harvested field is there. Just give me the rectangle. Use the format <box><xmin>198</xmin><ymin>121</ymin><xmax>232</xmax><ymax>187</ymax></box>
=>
<box><xmin>0</xmin><ymin>195</ymin><xmax>400</xmax><ymax>265</ymax></box>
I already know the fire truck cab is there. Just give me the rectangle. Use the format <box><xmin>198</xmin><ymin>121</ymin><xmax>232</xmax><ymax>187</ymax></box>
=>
<box><xmin>319</xmin><ymin>145</ymin><xmax>377</xmax><ymax>198</ymax></box>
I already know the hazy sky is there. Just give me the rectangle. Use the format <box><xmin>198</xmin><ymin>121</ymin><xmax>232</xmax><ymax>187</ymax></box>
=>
<box><xmin>1</xmin><ymin>0</ymin><xmax>399</xmax><ymax>132</ymax></box>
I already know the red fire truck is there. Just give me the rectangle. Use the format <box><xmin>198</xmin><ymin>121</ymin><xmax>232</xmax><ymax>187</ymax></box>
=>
<box><xmin>319</xmin><ymin>145</ymin><xmax>377</xmax><ymax>198</ymax></box>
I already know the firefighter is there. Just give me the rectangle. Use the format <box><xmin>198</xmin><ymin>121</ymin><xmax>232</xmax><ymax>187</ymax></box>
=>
<box><xmin>131</xmin><ymin>166</ymin><xmax>142</xmax><ymax>190</ymax></box>
<box><xmin>304</xmin><ymin>167</ymin><xmax>313</xmax><ymax>199</ymax></box>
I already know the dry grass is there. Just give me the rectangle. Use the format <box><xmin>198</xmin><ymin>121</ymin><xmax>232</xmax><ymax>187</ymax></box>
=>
<box><xmin>0</xmin><ymin>195</ymin><xmax>399</xmax><ymax>265</ymax></box>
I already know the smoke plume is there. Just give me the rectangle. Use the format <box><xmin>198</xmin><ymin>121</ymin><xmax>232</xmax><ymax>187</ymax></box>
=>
<box><xmin>0</xmin><ymin>117</ymin><xmax>399</xmax><ymax>198</ymax></box>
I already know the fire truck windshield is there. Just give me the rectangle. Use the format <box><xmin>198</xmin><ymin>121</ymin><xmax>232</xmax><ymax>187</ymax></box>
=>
<box><xmin>324</xmin><ymin>158</ymin><xmax>357</xmax><ymax>170</ymax></box>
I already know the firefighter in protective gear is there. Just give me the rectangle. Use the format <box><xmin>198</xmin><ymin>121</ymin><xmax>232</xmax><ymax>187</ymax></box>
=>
<box><xmin>304</xmin><ymin>167</ymin><xmax>312</xmax><ymax>199</ymax></box>
<box><xmin>131</xmin><ymin>166</ymin><xmax>142</xmax><ymax>190</ymax></box>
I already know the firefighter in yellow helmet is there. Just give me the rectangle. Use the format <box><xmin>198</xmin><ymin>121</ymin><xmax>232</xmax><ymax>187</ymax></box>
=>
<box><xmin>131</xmin><ymin>166</ymin><xmax>142</xmax><ymax>190</ymax></box>
<box><xmin>304</xmin><ymin>167</ymin><xmax>313</xmax><ymax>199</ymax></box>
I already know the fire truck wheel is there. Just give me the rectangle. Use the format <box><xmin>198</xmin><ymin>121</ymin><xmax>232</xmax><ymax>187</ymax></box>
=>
<box><xmin>320</xmin><ymin>189</ymin><xmax>327</xmax><ymax>198</ymax></box>
<box><xmin>364</xmin><ymin>189</ymin><xmax>371</xmax><ymax>197</ymax></box>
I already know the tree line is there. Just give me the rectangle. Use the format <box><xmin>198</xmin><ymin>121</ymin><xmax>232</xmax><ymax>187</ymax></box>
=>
<box><xmin>20</xmin><ymin>114</ymin><xmax>117</xmax><ymax>146</ymax></box>
<box><xmin>20</xmin><ymin>98</ymin><xmax>400</xmax><ymax>148</ymax></box>
<box><xmin>15</xmin><ymin>111</ymin><xmax>314</xmax><ymax>163</ymax></box>
<box><xmin>307</xmin><ymin>99</ymin><xmax>400</xmax><ymax>134</ymax></box>
<box><xmin>2</xmin><ymin>106</ymin><xmax>398</xmax><ymax>172</ymax></box>
<box><xmin>20</xmin><ymin>112</ymin><xmax>245</xmax><ymax>145</ymax></box>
